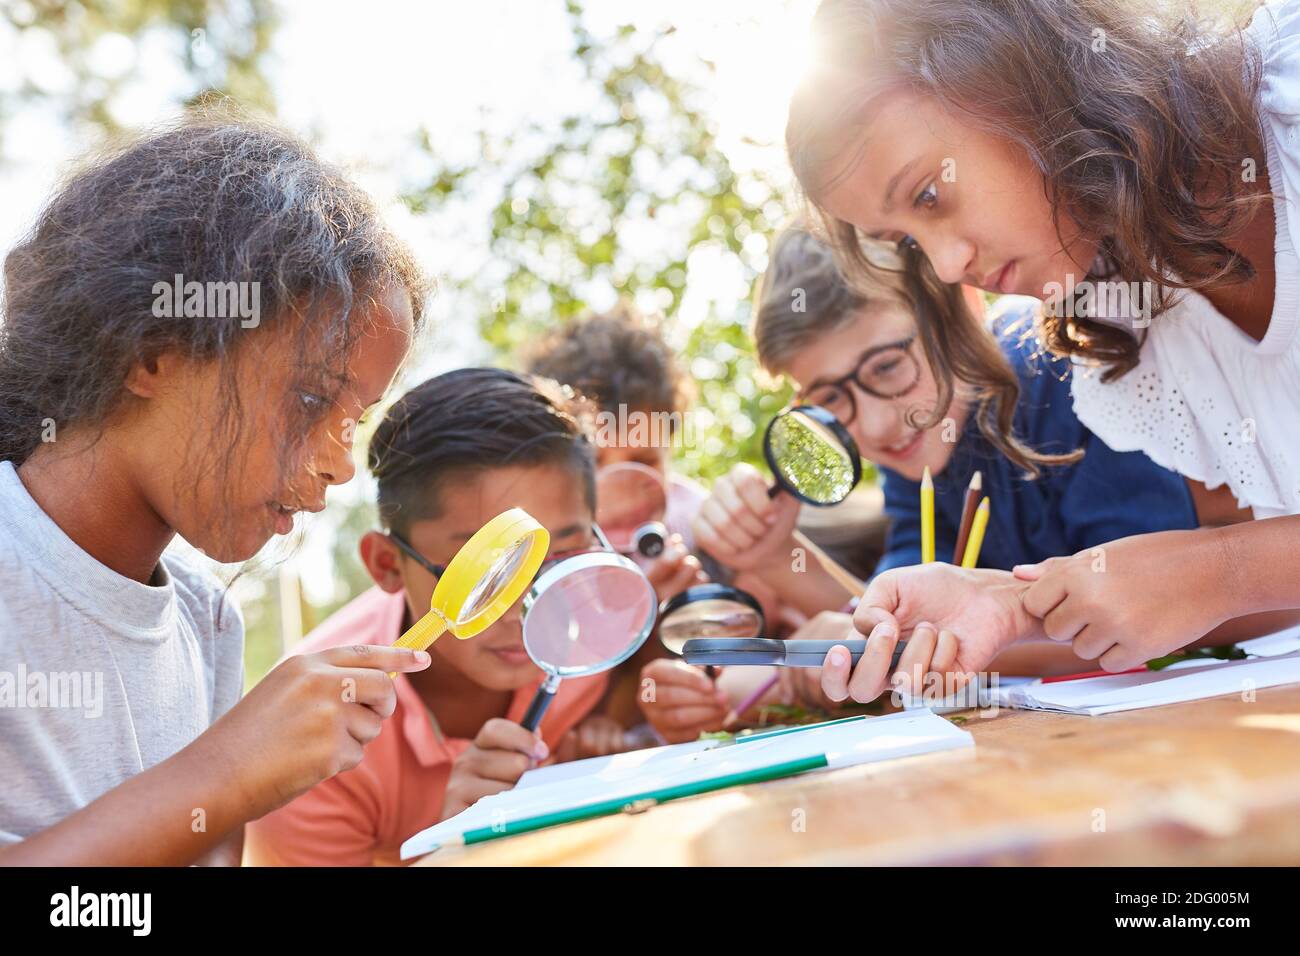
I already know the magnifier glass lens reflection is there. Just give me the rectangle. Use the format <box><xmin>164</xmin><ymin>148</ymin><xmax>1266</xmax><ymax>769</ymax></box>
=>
<box><xmin>658</xmin><ymin>598</ymin><xmax>763</xmax><ymax>654</ymax></box>
<box><xmin>768</xmin><ymin>410</ymin><xmax>856</xmax><ymax>505</ymax></box>
<box><xmin>523</xmin><ymin>561</ymin><xmax>656</xmax><ymax>676</ymax></box>
<box><xmin>457</xmin><ymin>538</ymin><xmax>535</xmax><ymax>625</ymax></box>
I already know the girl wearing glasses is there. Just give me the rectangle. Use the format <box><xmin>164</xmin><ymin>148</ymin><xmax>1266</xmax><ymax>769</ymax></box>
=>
<box><xmin>693</xmin><ymin>227</ymin><xmax>1201</xmax><ymax>625</ymax></box>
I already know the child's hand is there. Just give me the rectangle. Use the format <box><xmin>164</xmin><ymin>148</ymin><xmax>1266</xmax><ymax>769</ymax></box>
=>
<box><xmin>693</xmin><ymin>463</ymin><xmax>801</xmax><ymax>573</ymax></box>
<box><xmin>554</xmin><ymin>714</ymin><xmax>630</xmax><ymax>763</ymax></box>
<box><xmin>638</xmin><ymin>657</ymin><xmax>729</xmax><ymax>743</ymax></box>
<box><xmin>1014</xmin><ymin>529</ymin><xmax>1229</xmax><ymax>671</ymax></box>
<box><xmin>822</xmin><ymin>565</ymin><xmax>1042</xmax><ymax>703</ymax></box>
<box><xmin>643</xmin><ymin>534</ymin><xmax>708</xmax><ymax>605</ymax></box>
<box><xmin>441</xmin><ymin>718</ymin><xmax>549</xmax><ymax>820</ymax></box>
<box><xmin>210</xmin><ymin>645</ymin><xmax>431</xmax><ymax>814</ymax></box>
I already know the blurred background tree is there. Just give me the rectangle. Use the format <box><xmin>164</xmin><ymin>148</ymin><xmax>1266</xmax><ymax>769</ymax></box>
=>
<box><xmin>0</xmin><ymin>0</ymin><xmax>275</xmax><ymax>146</ymax></box>
<box><xmin>405</xmin><ymin>0</ymin><xmax>793</xmax><ymax>483</ymax></box>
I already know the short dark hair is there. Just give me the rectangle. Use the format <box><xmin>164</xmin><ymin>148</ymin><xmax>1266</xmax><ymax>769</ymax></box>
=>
<box><xmin>522</xmin><ymin>304</ymin><xmax>691</xmax><ymax>418</ymax></box>
<box><xmin>368</xmin><ymin>368</ymin><xmax>597</xmax><ymax>534</ymax></box>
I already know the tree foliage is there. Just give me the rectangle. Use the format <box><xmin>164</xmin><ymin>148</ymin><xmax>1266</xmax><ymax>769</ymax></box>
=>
<box><xmin>1</xmin><ymin>0</ymin><xmax>275</xmax><ymax>147</ymax></box>
<box><xmin>405</xmin><ymin>0</ymin><xmax>794</xmax><ymax>481</ymax></box>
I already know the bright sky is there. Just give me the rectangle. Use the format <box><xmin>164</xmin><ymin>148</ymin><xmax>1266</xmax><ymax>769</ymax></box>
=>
<box><xmin>0</xmin><ymin>0</ymin><xmax>818</xmax><ymax>606</ymax></box>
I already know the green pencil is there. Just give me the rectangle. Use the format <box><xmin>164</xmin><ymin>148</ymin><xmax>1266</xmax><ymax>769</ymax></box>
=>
<box><xmin>441</xmin><ymin>754</ymin><xmax>828</xmax><ymax>850</ymax></box>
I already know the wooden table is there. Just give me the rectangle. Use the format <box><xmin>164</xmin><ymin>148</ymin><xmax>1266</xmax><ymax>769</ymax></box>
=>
<box><xmin>414</xmin><ymin>684</ymin><xmax>1300</xmax><ymax>866</ymax></box>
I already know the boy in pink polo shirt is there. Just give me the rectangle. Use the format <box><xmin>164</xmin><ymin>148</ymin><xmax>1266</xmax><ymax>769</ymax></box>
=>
<box><xmin>245</xmin><ymin>369</ymin><xmax>627</xmax><ymax>866</ymax></box>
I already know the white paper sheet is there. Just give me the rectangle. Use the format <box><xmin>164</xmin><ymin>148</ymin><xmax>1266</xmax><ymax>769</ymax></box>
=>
<box><xmin>989</xmin><ymin>627</ymin><xmax>1300</xmax><ymax>716</ymax></box>
<box><xmin>400</xmin><ymin>709</ymin><xmax>973</xmax><ymax>860</ymax></box>
<box><xmin>513</xmin><ymin>737</ymin><xmax>717</xmax><ymax>791</ymax></box>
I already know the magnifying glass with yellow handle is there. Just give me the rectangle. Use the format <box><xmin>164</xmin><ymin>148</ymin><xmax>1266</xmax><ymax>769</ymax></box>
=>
<box><xmin>392</xmin><ymin>508</ymin><xmax>550</xmax><ymax>655</ymax></box>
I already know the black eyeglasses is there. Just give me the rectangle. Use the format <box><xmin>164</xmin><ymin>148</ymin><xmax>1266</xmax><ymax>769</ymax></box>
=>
<box><xmin>388</xmin><ymin>531</ymin><xmax>451</xmax><ymax>579</ymax></box>
<box><xmin>799</xmin><ymin>336</ymin><xmax>921</xmax><ymax>426</ymax></box>
<box><xmin>388</xmin><ymin>524</ymin><xmax>611</xmax><ymax>583</ymax></box>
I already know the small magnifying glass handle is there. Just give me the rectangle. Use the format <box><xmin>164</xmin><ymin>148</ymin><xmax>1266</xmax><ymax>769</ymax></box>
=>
<box><xmin>521</xmin><ymin>673</ymin><xmax>562</xmax><ymax>733</ymax></box>
<box><xmin>781</xmin><ymin>640</ymin><xmax>907</xmax><ymax>668</ymax></box>
<box><xmin>388</xmin><ymin>609</ymin><xmax>449</xmax><ymax>677</ymax></box>
<box><xmin>393</xmin><ymin>608</ymin><xmax>449</xmax><ymax>652</ymax></box>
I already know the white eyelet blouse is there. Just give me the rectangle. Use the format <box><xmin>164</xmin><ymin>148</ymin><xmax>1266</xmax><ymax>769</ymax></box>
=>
<box><xmin>1069</xmin><ymin>0</ymin><xmax>1300</xmax><ymax>518</ymax></box>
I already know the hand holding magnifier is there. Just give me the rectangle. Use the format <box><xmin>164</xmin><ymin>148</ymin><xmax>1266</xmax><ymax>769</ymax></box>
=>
<box><xmin>662</xmin><ymin>584</ymin><xmax>904</xmax><ymax>672</ymax></box>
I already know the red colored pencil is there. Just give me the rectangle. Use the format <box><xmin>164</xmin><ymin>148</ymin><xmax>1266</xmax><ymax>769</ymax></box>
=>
<box><xmin>1040</xmin><ymin>666</ymin><xmax>1147</xmax><ymax>684</ymax></box>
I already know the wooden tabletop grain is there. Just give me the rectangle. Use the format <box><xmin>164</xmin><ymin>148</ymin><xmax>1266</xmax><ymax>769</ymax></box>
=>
<box><xmin>412</xmin><ymin>683</ymin><xmax>1300</xmax><ymax>866</ymax></box>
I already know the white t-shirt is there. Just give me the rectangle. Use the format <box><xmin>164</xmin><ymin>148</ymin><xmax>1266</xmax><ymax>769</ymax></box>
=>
<box><xmin>1070</xmin><ymin>0</ymin><xmax>1300</xmax><ymax>518</ymax></box>
<box><xmin>0</xmin><ymin>460</ymin><xmax>245</xmax><ymax>845</ymax></box>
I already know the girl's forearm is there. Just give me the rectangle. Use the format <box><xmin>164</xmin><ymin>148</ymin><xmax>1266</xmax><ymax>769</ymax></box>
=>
<box><xmin>194</xmin><ymin>829</ymin><xmax>246</xmax><ymax>867</ymax></box>
<box><xmin>1198</xmin><ymin>608</ymin><xmax>1300</xmax><ymax>647</ymax></box>
<box><xmin>988</xmin><ymin>640</ymin><xmax>1094</xmax><ymax>676</ymax></box>
<box><xmin>1214</xmin><ymin>516</ymin><xmax>1300</xmax><ymax>619</ymax></box>
<box><xmin>0</xmin><ymin>727</ymin><xmax>253</xmax><ymax>866</ymax></box>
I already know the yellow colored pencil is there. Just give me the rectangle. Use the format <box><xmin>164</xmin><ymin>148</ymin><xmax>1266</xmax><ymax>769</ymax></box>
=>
<box><xmin>960</xmin><ymin>497</ymin><xmax>990</xmax><ymax>568</ymax></box>
<box><xmin>921</xmin><ymin>466</ymin><xmax>935</xmax><ymax>564</ymax></box>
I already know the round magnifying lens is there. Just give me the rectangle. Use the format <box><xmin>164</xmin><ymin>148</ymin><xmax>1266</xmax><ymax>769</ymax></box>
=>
<box><xmin>518</xmin><ymin>551</ymin><xmax>657</xmax><ymax>731</ymax></box>
<box><xmin>457</xmin><ymin>540</ymin><xmax>536</xmax><ymax>626</ymax></box>
<box><xmin>392</xmin><ymin>508</ymin><xmax>550</xmax><ymax>654</ymax></box>
<box><xmin>656</xmin><ymin>583</ymin><xmax>765</xmax><ymax>655</ymax></box>
<box><xmin>763</xmin><ymin>404</ymin><xmax>862</xmax><ymax>506</ymax></box>
<box><xmin>596</xmin><ymin>462</ymin><xmax>670</xmax><ymax>556</ymax></box>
